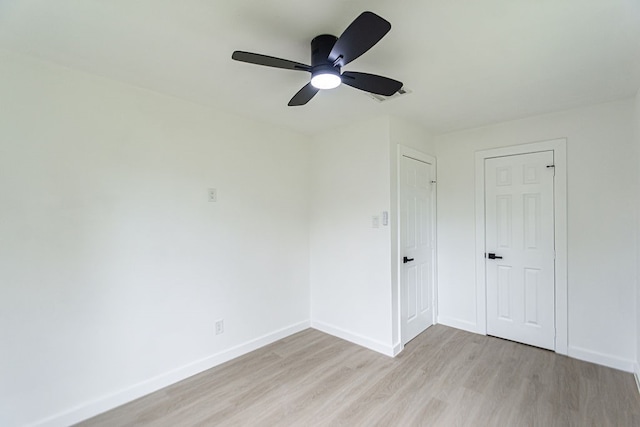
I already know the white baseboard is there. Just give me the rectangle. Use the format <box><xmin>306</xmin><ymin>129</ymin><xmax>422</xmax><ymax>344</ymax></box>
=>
<box><xmin>30</xmin><ymin>320</ymin><xmax>311</xmax><ymax>427</ymax></box>
<box><xmin>391</xmin><ymin>341</ymin><xmax>403</xmax><ymax>357</ymax></box>
<box><xmin>567</xmin><ymin>346</ymin><xmax>635</xmax><ymax>373</ymax></box>
<box><xmin>436</xmin><ymin>319</ymin><xmax>636</xmax><ymax>374</ymax></box>
<box><xmin>310</xmin><ymin>320</ymin><xmax>394</xmax><ymax>357</ymax></box>
<box><xmin>437</xmin><ymin>315</ymin><xmax>480</xmax><ymax>335</ymax></box>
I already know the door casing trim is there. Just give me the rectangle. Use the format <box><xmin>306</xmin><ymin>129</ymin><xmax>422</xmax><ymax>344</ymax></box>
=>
<box><xmin>475</xmin><ymin>139</ymin><xmax>567</xmax><ymax>355</ymax></box>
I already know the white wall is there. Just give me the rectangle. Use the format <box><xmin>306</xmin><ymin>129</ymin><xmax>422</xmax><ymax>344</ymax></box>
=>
<box><xmin>309</xmin><ymin>117</ymin><xmax>394</xmax><ymax>354</ymax></box>
<box><xmin>434</xmin><ymin>98</ymin><xmax>638</xmax><ymax>371</ymax></box>
<box><xmin>0</xmin><ymin>50</ymin><xmax>311</xmax><ymax>427</ymax></box>
<box><xmin>309</xmin><ymin>116</ymin><xmax>433</xmax><ymax>355</ymax></box>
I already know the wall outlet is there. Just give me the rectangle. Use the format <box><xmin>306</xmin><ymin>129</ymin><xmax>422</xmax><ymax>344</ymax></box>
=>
<box><xmin>215</xmin><ymin>319</ymin><xmax>224</xmax><ymax>335</ymax></box>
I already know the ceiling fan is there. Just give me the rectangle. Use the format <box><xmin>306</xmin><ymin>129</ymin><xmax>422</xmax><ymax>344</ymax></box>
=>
<box><xmin>231</xmin><ymin>11</ymin><xmax>403</xmax><ymax>106</ymax></box>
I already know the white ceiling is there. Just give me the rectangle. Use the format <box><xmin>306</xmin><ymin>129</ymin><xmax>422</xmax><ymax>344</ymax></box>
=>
<box><xmin>1</xmin><ymin>0</ymin><xmax>639</xmax><ymax>135</ymax></box>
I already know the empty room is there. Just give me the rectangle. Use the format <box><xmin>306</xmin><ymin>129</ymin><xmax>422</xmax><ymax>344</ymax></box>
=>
<box><xmin>1</xmin><ymin>0</ymin><xmax>640</xmax><ymax>426</ymax></box>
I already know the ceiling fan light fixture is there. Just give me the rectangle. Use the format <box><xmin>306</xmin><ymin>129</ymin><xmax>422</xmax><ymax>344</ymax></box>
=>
<box><xmin>311</xmin><ymin>73</ymin><xmax>341</xmax><ymax>89</ymax></box>
<box><xmin>232</xmin><ymin>12</ymin><xmax>402</xmax><ymax>105</ymax></box>
<box><xmin>311</xmin><ymin>66</ymin><xmax>341</xmax><ymax>89</ymax></box>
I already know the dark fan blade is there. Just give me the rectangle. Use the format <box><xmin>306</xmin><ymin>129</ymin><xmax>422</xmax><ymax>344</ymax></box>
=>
<box><xmin>232</xmin><ymin>51</ymin><xmax>311</xmax><ymax>72</ymax></box>
<box><xmin>341</xmin><ymin>71</ymin><xmax>402</xmax><ymax>96</ymax></box>
<box><xmin>288</xmin><ymin>83</ymin><xmax>320</xmax><ymax>106</ymax></box>
<box><xmin>328</xmin><ymin>12</ymin><xmax>391</xmax><ymax>67</ymax></box>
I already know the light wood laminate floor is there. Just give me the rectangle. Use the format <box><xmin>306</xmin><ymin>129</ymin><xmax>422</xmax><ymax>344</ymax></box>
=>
<box><xmin>77</xmin><ymin>325</ymin><xmax>640</xmax><ymax>426</ymax></box>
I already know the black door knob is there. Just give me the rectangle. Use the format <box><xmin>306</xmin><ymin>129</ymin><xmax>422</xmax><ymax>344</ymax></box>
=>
<box><xmin>487</xmin><ymin>253</ymin><xmax>503</xmax><ymax>259</ymax></box>
<box><xmin>403</xmin><ymin>256</ymin><xmax>414</xmax><ymax>263</ymax></box>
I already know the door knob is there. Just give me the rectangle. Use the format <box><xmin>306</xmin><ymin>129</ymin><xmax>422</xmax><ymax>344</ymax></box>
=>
<box><xmin>487</xmin><ymin>253</ymin><xmax>503</xmax><ymax>259</ymax></box>
<box><xmin>403</xmin><ymin>256</ymin><xmax>414</xmax><ymax>263</ymax></box>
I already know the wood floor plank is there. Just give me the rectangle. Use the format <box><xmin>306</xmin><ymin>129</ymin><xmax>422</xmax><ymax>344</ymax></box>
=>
<box><xmin>76</xmin><ymin>325</ymin><xmax>640</xmax><ymax>426</ymax></box>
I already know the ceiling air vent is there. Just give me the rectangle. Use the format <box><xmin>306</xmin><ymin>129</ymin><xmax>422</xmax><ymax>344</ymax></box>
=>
<box><xmin>368</xmin><ymin>87</ymin><xmax>412</xmax><ymax>102</ymax></box>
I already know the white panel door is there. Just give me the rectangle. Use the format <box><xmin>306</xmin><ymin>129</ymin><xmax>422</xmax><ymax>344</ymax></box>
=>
<box><xmin>485</xmin><ymin>151</ymin><xmax>555</xmax><ymax>350</ymax></box>
<box><xmin>401</xmin><ymin>155</ymin><xmax>435</xmax><ymax>345</ymax></box>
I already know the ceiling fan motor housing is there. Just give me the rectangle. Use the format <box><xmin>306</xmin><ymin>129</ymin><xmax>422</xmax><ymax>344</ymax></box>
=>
<box><xmin>311</xmin><ymin>34</ymin><xmax>339</xmax><ymax>68</ymax></box>
<box><xmin>310</xmin><ymin>34</ymin><xmax>341</xmax><ymax>89</ymax></box>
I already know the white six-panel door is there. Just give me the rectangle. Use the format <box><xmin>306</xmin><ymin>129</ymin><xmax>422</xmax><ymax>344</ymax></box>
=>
<box><xmin>485</xmin><ymin>151</ymin><xmax>555</xmax><ymax>350</ymax></box>
<box><xmin>401</xmin><ymin>155</ymin><xmax>435</xmax><ymax>345</ymax></box>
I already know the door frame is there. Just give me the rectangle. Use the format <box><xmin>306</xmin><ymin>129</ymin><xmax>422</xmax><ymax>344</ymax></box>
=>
<box><xmin>397</xmin><ymin>145</ymin><xmax>438</xmax><ymax>347</ymax></box>
<box><xmin>475</xmin><ymin>139</ymin><xmax>567</xmax><ymax>355</ymax></box>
